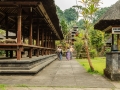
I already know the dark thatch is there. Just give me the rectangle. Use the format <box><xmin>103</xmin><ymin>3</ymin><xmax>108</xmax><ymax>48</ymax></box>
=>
<box><xmin>94</xmin><ymin>0</ymin><xmax>120</xmax><ymax>31</ymax></box>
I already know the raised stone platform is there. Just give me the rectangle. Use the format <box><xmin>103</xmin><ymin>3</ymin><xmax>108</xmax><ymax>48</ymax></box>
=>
<box><xmin>0</xmin><ymin>54</ymin><xmax>57</xmax><ymax>74</ymax></box>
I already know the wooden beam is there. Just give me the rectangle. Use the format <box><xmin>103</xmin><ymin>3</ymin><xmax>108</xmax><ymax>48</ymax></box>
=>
<box><xmin>38</xmin><ymin>2</ymin><xmax>61</xmax><ymax>39</ymax></box>
<box><xmin>0</xmin><ymin>2</ymin><xmax>39</xmax><ymax>6</ymax></box>
<box><xmin>103</xmin><ymin>26</ymin><xmax>112</xmax><ymax>32</ymax></box>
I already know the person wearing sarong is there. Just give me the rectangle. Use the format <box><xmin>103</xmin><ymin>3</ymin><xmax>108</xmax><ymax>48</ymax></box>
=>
<box><xmin>57</xmin><ymin>47</ymin><xmax>62</xmax><ymax>60</ymax></box>
<box><xmin>70</xmin><ymin>46</ymin><xmax>74</xmax><ymax>60</ymax></box>
<box><xmin>66</xmin><ymin>47</ymin><xmax>71</xmax><ymax>60</ymax></box>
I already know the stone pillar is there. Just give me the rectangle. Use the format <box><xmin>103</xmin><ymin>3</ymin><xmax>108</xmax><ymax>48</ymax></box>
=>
<box><xmin>104</xmin><ymin>52</ymin><xmax>120</xmax><ymax>80</ymax></box>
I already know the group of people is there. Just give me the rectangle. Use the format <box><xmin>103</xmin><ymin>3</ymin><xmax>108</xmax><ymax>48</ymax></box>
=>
<box><xmin>56</xmin><ymin>46</ymin><xmax>74</xmax><ymax>61</ymax></box>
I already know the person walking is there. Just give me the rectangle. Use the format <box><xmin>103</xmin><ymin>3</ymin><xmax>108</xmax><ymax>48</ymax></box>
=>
<box><xmin>56</xmin><ymin>47</ymin><xmax>60</xmax><ymax>59</ymax></box>
<box><xmin>57</xmin><ymin>46</ymin><xmax>62</xmax><ymax>60</ymax></box>
<box><xmin>66</xmin><ymin>47</ymin><xmax>71</xmax><ymax>60</ymax></box>
<box><xmin>59</xmin><ymin>47</ymin><xmax>62</xmax><ymax>60</ymax></box>
<box><xmin>70</xmin><ymin>46</ymin><xmax>74</xmax><ymax>60</ymax></box>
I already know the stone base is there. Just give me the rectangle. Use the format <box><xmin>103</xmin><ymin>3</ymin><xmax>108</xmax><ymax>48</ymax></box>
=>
<box><xmin>0</xmin><ymin>54</ymin><xmax>57</xmax><ymax>75</ymax></box>
<box><xmin>104</xmin><ymin>69</ymin><xmax>120</xmax><ymax>81</ymax></box>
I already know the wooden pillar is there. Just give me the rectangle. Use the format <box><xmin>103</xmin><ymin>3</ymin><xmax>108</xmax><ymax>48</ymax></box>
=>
<box><xmin>48</xmin><ymin>33</ymin><xmax>51</xmax><ymax>54</ymax></box>
<box><xmin>41</xmin><ymin>30</ymin><xmax>44</xmax><ymax>56</ymax></box>
<box><xmin>45</xmin><ymin>33</ymin><xmax>48</xmax><ymax>55</ymax></box>
<box><xmin>28</xmin><ymin>7</ymin><xmax>33</xmax><ymax>58</ymax></box>
<box><xmin>5</xmin><ymin>14</ymin><xmax>9</xmax><ymax>57</ymax></box>
<box><xmin>50</xmin><ymin>33</ymin><xmax>52</xmax><ymax>54</ymax></box>
<box><xmin>36</xmin><ymin>26</ymin><xmax>40</xmax><ymax>57</ymax></box>
<box><xmin>17</xmin><ymin>6</ymin><xmax>22</xmax><ymax>60</ymax></box>
<box><xmin>53</xmin><ymin>40</ymin><xmax>55</xmax><ymax>54</ymax></box>
<box><xmin>112</xmin><ymin>34</ymin><xmax>114</xmax><ymax>45</ymax></box>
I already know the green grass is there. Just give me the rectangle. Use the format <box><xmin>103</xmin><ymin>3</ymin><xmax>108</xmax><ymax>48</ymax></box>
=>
<box><xmin>76</xmin><ymin>57</ymin><xmax>106</xmax><ymax>75</ymax></box>
<box><xmin>0</xmin><ymin>84</ymin><xmax>6</xmax><ymax>90</ymax></box>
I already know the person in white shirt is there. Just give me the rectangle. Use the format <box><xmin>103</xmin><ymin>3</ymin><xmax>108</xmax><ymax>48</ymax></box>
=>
<box><xmin>56</xmin><ymin>46</ymin><xmax>62</xmax><ymax>60</ymax></box>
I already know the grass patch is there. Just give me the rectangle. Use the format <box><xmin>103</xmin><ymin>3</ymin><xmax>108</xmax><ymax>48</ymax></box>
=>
<box><xmin>0</xmin><ymin>84</ymin><xmax>6</xmax><ymax>90</ymax></box>
<box><xmin>76</xmin><ymin>57</ymin><xmax>106</xmax><ymax>75</ymax></box>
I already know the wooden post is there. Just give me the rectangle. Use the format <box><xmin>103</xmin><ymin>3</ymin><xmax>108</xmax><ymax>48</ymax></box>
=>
<box><xmin>41</xmin><ymin>30</ymin><xmax>44</xmax><ymax>55</ymax></box>
<box><xmin>5</xmin><ymin>14</ymin><xmax>9</xmax><ymax>57</ymax></box>
<box><xmin>36</xmin><ymin>26</ymin><xmax>40</xmax><ymax>57</ymax></box>
<box><xmin>28</xmin><ymin>7</ymin><xmax>33</xmax><ymax>58</ymax></box>
<box><xmin>50</xmin><ymin>33</ymin><xmax>52</xmax><ymax>54</ymax></box>
<box><xmin>17</xmin><ymin>6</ymin><xmax>22</xmax><ymax>60</ymax></box>
<box><xmin>46</xmin><ymin>33</ymin><xmax>48</xmax><ymax>55</ymax></box>
<box><xmin>112</xmin><ymin>34</ymin><xmax>114</xmax><ymax>45</ymax></box>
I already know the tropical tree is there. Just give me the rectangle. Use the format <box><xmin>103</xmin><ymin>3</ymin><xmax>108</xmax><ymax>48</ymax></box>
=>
<box><xmin>74</xmin><ymin>30</ymin><xmax>84</xmax><ymax>58</ymax></box>
<box><xmin>64</xmin><ymin>8</ymin><xmax>78</xmax><ymax>23</ymax></box>
<box><xmin>90</xmin><ymin>29</ymin><xmax>104</xmax><ymax>52</ymax></box>
<box><xmin>74</xmin><ymin>0</ymin><xmax>101</xmax><ymax>71</ymax></box>
<box><xmin>56</xmin><ymin>5</ymin><xmax>65</xmax><ymax>22</ymax></box>
<box><xmin>60</xmin><ymin>20</ymin><xmax>68</xmax><ymax>37</ymax></box>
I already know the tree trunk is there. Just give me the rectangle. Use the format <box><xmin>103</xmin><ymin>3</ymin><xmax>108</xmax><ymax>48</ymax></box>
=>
<box><xmin>84</xmin><ymin>39</ymin><xmax>94</xmax><ymax>71</ymax></box>
<box><xmin>99</xmin><ymin>46</ymin><xmax>105</xmax><ymax>57</ymax></box>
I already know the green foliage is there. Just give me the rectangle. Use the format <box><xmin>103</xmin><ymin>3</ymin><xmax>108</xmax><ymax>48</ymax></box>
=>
<box><xmin>90</xmin><ymin>49</ymin><xmax>97</xmax><ymax>58</ymax></box>
<box><xmin>0</xmin><ymin>29</ymin><xmax>5</xmax><ymax>35</ymax></box>
<box><xmin>0</xmin><ymin>84</ymin><xmax>6</xmax><ymax>90</ymax></box>
<box><xmin>74</xmin><ymin>30</ymin><xmax>84</xmax><ymax>58</ymax></box>
<box><xmin>56</xmin><ymin>5</ymin><xmax>65</xmax><ymax>22</ymax></box>
<box><xmin>0</xmin><ymin>51</ymin><xmax>5</xmax><ymax>56</ymax></box>
<box><xmin>60</xmin><ymin>20</ymin><xmax>68</xmax><ymax>37</ymax></box>
<box><xmin>87</xmin><ymin>68</ymin><xmax>99</xmax><ymax>74</ymax></box>
<box><xmin>64</xmin><ymin>8</ymin><xmax>78</xmax><ymax>23</ymax></box>
<box><xmin>77</xmin><ymin>19</ymin><xmax>85</xmax><ymax>30</ymax></box>
<box><xmin>56</xmin><ymin>2</ymin><xmax>109</xmax><ymax>59</ymax></box>
<box><xmin>90</xmin><ymin>29</ymin><xmax>105</xmax><ymax>52</ymax></box>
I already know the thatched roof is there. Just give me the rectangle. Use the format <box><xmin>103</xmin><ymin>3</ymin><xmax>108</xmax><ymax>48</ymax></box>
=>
<box><xmin>94</xmin><ymin>0</ymin><xmax>120</xmax><ymax>31</ymax></box>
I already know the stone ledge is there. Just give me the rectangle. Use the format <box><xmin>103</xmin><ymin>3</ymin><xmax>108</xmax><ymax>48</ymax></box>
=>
<box><xmin>0</xmin><ymin>55</ymin><xmax>57</xmax><ymax>74</ymax></box>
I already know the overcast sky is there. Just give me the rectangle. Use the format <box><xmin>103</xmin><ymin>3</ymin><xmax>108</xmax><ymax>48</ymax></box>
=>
<box><xmin>54</xmin><ymin>0</ymin><xmax>119</xmax><ymax>11</ymax></box>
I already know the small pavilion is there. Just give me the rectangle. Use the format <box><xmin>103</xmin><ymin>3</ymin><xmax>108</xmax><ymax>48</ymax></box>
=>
<box><xmin>94</xmin><ymin>0</ymin><xmax>120</xmax><ymax>80</ymax></box>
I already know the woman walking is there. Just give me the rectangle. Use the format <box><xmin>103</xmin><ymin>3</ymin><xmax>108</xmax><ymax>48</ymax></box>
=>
<box><xmin>66</xmin><ymin>47</ymin><xmax>71</xmax><ymax>60</ymax></box>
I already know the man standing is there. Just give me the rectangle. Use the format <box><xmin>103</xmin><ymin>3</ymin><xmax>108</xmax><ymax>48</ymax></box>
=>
<box><xmin>57</xmin><ymin>46</ymin><xmax>62</xmax><ymax>60</ymax></box>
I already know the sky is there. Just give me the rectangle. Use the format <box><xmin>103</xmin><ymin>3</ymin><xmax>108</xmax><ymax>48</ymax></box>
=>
<box><xmin>54</xmin><ymin>0</ymin><xmax>119</xmax><ymax>11</ymax></box>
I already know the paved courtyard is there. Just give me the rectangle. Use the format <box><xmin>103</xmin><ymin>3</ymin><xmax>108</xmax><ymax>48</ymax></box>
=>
<box><xmin>0</xmin><ymin>57</ymin><xmax>120</xmax><ymax>90</ymax></box>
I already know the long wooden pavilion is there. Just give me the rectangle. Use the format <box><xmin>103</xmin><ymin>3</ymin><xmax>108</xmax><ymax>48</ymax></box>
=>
<box><xmin>0</xmin><ymin>0</ymin><xmax>63</xmax><ymax>60</ymax></box>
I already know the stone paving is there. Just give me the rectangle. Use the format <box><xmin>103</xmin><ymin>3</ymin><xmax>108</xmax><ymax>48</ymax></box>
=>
<box><xmin>0</xmin><ymin>57</ymin><xmax>120</xmax><ymax>90</ymax></box>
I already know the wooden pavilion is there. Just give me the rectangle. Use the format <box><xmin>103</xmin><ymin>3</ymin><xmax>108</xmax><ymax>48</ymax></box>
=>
<box><xmin>0</xmin><ymin>0</ymin><xmax>63</xmax><ymax>74</ymax></box>
<box><xmin>94</xmin><ymin>0</ymin><xmax>120</xmax><ymax>80</ymax></box>
<box><xmin>0</xmin><ymin>0</ymin><xmax>63</xmax><ymax>60</ymax></box>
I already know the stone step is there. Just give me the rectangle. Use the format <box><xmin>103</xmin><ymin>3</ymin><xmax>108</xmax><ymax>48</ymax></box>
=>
<box><xmin>0</xmin><ymin>55</ymin><xmax>57</xmax><ymax>75</ymax></box>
